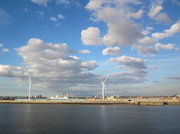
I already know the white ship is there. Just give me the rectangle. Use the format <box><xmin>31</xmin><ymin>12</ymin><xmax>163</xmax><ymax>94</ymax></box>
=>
<box><xmin>48</xmin><ymin>94</ymin><xmax>69</xmax><ymax>100</ymax></box>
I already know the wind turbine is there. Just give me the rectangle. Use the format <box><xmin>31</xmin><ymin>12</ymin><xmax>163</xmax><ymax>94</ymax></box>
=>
<box><xmin>28</xmin><ymin>74</ymin><xmax>32</xmax><ymax>101</ymax></box>
<box><xmin>101</xmin><ymin>77</ymin><xmax>108</xmax><ymax>100</ymax></box>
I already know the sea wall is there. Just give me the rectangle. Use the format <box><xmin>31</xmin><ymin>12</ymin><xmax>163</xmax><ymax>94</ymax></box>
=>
<box><xmin>0</xmin><ymin>99</ymin><xmax>180</xmax><ymax>105</ymax></box>
<box><xmin>164</xmin><ymin>99</ymin><xmax>180</xmax><ymax>105</ymax></box>
<box><xmin>132</xmin><ymin>100</ymin><xmax>163</xmax><ymax>106</ymax></box>
<box><xmin>132</xmin><ymin>99</ymin><xmax>180</xmax><ymax>105</ymax></box>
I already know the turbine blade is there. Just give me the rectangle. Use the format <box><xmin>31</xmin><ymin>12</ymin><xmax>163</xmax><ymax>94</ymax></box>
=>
<box><xmin>104</xmin><ymin>77</ymin><xmax>108</xmax><ymax>82</ymax></box>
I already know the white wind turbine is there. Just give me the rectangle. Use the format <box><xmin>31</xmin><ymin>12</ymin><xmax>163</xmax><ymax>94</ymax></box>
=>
<box><xmin>101</xmin><ymin>77</ymin><xmax>108</xmax><ymax>100</ymax></box>
<box><xmin>28</xmin><ymin>74</ymin><xmax>32</xmax><ymax>101</ymax></box>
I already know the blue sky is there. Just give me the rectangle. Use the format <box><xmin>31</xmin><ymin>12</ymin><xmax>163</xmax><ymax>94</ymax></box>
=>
<box><xmin>0</xmin><ymin>0</ymin><xmax>180</xmax><ymax>97</ymax></box>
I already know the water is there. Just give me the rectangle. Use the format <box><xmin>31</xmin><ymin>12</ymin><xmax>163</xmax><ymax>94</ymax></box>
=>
<box><xmin>0</xmin><ymin>104</ymin><xmax>180</xmax><ymax>134</ymax></box>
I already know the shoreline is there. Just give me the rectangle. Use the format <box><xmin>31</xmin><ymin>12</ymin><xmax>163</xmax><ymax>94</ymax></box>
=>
<box><xmin>0</xmin><ymin>100</ymin><xmax>180</xmax><ymax>106</ymax></box>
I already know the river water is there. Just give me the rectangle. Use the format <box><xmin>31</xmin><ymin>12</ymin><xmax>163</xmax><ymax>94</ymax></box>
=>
<box><xmin>0</xmin><ymin>104</ymin><xmax>179</xmax><ymax>134</ymax></box>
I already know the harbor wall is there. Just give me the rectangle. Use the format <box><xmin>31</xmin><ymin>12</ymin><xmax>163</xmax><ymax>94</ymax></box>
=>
<box><xmin>132</xmin><ymin>99</ymin><xmax>180</xmax><ymax>105</ymax></box>
<box><xmin>0</xmin><ymin>99</ymin><xmax>180</xmax><ymax>105</ymax></box>
<box><xmin>163</xmin><ymin>99</ymin><xmax>180</xmax><ymax>105</ymax></box>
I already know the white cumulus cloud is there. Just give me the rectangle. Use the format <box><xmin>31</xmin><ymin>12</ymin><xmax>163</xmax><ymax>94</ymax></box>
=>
<box><xmin>0</xmin><ymin>65</ymin><xmax>26</xmax><ymax>77</ymax></box>
<box><xmin>0</xmin><ymin>44</ymin><xmax>10</xmax><ymax>53</ymax></box>
<box><xmin>50</xmin><ymin>17</ymin><xmax>58</xmax><ymax>22</ymax></box>
<box><xmin>85</xmin><ymin>0</ymin><xmax>103</xmax><ymax>10</ymax></box>
<box><xmin>56</xmin><ymin>0</ymin><xmax>70</xmax><ymax>5</ymax></box>
<box><xmin>152</xmin><ymin>20</ymin><xmax>180</xmax><ymax>39</ymax></box>
<box><xmin>132</xmin><ymin>35</ymin><xmax>158</xmax><ymax>57</ymax></box>
<box><xmin>0</xmin><ymin>38</ymin><xmax>152</xmax><ymax>93</ymax></box>
<box><xmin>2</xmin><ymin>48</ymin><xmax>9</xmax><ymax>52</ymax></box>
<box><xmin>128</xmin><ymin>9</ymin><xmax>145</xmax><ymax>19</ymax></box>
<box><xmin>102</xmin><ymin>47</ymin><xmax>121</xmax><ymax>55</ymax></box>
<box><xmin>154</xmin><ymin>43</ymin><xmax>178</xmax><ymax>51</ymax></box>
<box><xmin>78</xmin><ymin>50</ymin><xmax>90</xmax><ymax>54</ymax></box>
<box><xmin>57</xmin><ymin>14</ymin><xmax>64</xmax><ymax>19</ymax></box>
<box><xmin>81</xmin><ymin>27</ymin><xmax>103</xmax><ymax>45</ymax></box>
<box><xmin>83</xmin><ymin>0</ymin><xmax>179</xmax><ymax>57</ymax></box>
<box><xmin>107</xmin><ymin>70</ymin><xmax>148</xmax><ymax>84</ymax></box>
<box><xmin>148</xmin><ymin>4</ymin><xmax>171</xmax><ymax>23</ymax></box>
<box><xmin>108</xmin><ymin>55</ymin><xmax>148</xmax><ymax>70</ymax></box>
<box><xmin>148</xmin><ymin>5</ymin><xmax>163</xmax><ymax>18</ymax></box>
<box><xmin>100</xmin><ymin>8</ymin><xmax>143</xmax><ymax>47</ymax></box>
<box><xmin>0</xmin><ymin>38</ymin><xmax>100</xmax><ymax>90</ymax></box>
<box><xmin>85</xmin><ymin>0</ymin><xmax>144</xmax><ymax>47</ymax></box>
<box><xmin>13</xmin><ymin>38</ymin><xmax>97</xmax><ymax>87</ymax></box>
<box><xmin>31</xmin><ymin>0</ymin><xmax>50</xmax><ymax>7</ymax></box>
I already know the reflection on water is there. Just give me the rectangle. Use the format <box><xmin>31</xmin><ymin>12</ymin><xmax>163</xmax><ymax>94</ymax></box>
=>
<box><xmin>0</xmin><ymin>104</ymin><xmax>180</xmax><ymax>134</ymax></box>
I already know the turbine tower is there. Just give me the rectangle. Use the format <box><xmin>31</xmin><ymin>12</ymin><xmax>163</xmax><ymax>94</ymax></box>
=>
<box><xmin>101</xmin><ymin>77</ymin><xmax>108</xmax><ymax>100</ymax></box>
<box><xmin>28</xmin><ymin>74</ymin><xmax>32</xmax><ymax>101</ymax></box>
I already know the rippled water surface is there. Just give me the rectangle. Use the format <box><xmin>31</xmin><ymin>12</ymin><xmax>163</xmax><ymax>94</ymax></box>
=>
<box><xmin>0</xmin><ymin>104</ymin><xmax>180</xmax><ymax>134</ymax></box>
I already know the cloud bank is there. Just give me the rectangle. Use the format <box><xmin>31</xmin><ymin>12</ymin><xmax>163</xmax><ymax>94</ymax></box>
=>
<box><xmin>82</xmin><ymin>0</ymin><xmax>179</xmax><ymax>56</ymax></box>
<box><xmin>0</xmin><ymin>38</ymin><xmax>150</xmax><ymax>94</ymax></box>
<box><xmin>0</xmin><ymin>38</ymin><xmax>99</xmax><ymax>91</ymax></box>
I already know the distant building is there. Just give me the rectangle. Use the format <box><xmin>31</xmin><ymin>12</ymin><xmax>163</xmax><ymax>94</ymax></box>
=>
<box><xmin>107</xmin><ymin>95</ymin><xmax>117</xmax><ymax>100</ymax></box>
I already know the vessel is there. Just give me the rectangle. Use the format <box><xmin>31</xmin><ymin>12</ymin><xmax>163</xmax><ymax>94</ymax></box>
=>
<box><xmin>48</xmin><ymin>94</ymin><xmax>69</xmax><ymax>100</ymax></box>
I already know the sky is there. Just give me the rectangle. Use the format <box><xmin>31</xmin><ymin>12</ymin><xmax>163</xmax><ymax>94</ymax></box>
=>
<box><xmin>0</xmin><ymin>0</ymin><xmax>180</xmax><ymax>97</ymax></box>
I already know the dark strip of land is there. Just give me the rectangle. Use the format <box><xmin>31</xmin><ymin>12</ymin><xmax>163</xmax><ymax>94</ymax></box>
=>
<box><xmin>0</xmin><ymin>100</ymin><xmax>180</xmax><ymax>105</ymax></box>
